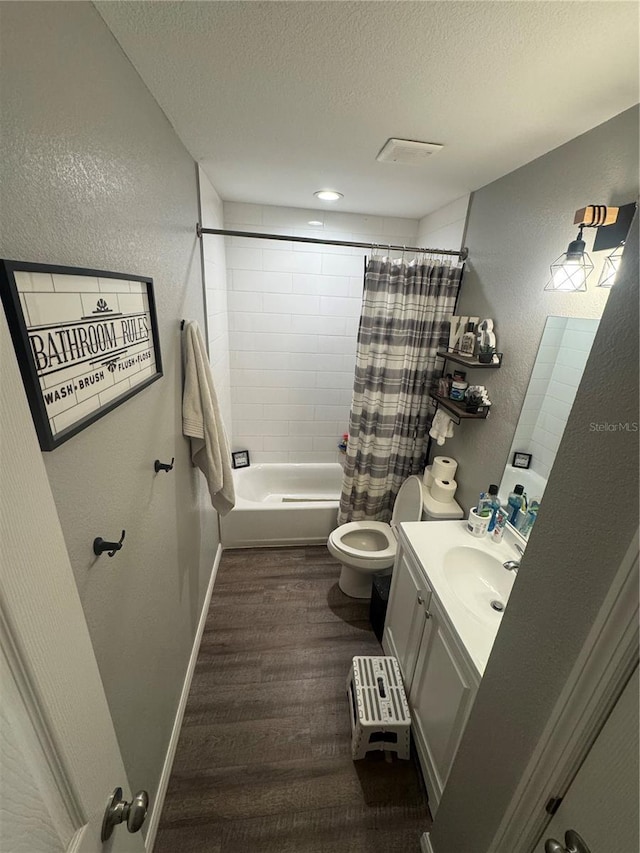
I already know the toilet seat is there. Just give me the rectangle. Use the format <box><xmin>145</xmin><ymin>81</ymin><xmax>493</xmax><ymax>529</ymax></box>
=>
<box><xmin>328</xmin><ymin>520</ymin><xmax>396</xmax><ymax>565</ymax></box>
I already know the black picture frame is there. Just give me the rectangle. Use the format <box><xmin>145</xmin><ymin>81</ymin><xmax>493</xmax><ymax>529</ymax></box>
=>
<box><xmin>512</xmin><ymin>451</ymin><xmax>532</xmax><ymax>469</ymax></box>
<box><xmin>0</xmin><ymin>259</ymin><xmax>163</xmax><ymax>451</ymax></box>
<box><xmin>231</xmin><ymin>450</ymin><xmax>251</xmax><ymax>469</ymax></box>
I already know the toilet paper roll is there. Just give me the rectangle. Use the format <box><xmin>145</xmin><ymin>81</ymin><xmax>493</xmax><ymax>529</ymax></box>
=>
<box><xmin>431</xmin><ymin>477</ymin><xmax>458</xmax><ymax>503</ymax></box>
<box><xmin>432</xmin><ymin>456</ymin><xmax>458</xmax><ymax>481</ymax></box>
<box><xmin>422</xmin><ymin>465</ymin><xmax>434</xmax><ymax>488</ymax></box>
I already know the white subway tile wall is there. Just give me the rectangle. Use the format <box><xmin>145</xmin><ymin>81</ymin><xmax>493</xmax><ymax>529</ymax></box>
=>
<box><xmin>417</xmin><ymin>195</ymin><xmax>470</xmax><ymax>253</ymax></box>
<box><xmin>224</xmin><ymin>203</ymin><xmax>418</xmax><ymax>463</ymax></box>
<box><xmin>199</xmin><ymin>168</ymin><xmax>233</xmax><ymax>436</ymax></box>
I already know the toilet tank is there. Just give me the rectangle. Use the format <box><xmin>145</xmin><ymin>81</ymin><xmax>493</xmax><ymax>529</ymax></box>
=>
<box><xmin>421</xmin><ymin>484</ymin><xmax>464</xmax><ymax>520</ymax></box>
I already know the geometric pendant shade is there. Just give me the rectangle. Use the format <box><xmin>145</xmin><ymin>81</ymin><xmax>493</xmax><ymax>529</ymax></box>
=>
<box><xmin>597</xmin><ymin>243</ymin><xmax>624</xmax><ymax>288</ymax></box>
<box><xmin>544</xmin><ymin>228</ymin><xmax>593</xmax><ymax>292</ymax></box>
<box><xmin>545</xmin><ymin>252</ymin><xmax>594</xmax><ymax>291</ymax></box>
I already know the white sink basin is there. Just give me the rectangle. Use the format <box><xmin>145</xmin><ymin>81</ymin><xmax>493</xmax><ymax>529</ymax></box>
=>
<box><xmin>442</xmin><ymin>546</ymin><xmax>515</xmax><ymax>624</ymax></box>
<box><xmin>399</xmin><ymin>520</ymin><xmax>523</xmax><ymax>674</ymax></box>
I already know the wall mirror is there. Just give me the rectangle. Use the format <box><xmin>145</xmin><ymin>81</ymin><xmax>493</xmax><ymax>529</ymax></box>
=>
<box><xmin>498</xmin><ymin>316</ymin><xmax>600</xmax><ymax>537</ymax></box>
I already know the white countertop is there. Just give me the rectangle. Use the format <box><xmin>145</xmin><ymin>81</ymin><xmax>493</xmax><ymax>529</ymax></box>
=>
<box><xmin>398</xmin><ymin>520</ymin><xmax>521</xmax><ymax>676</ymax></box>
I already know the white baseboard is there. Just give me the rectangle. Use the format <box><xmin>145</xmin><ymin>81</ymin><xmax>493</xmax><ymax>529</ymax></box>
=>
<box><xmin>420</xmin><ymin>832</ymin><xmax>435</xmax><ymax>853</ymax></box>
<box><xmin>145</xmin><ymin>542</ymin><xmax>222</xmax><ymax>851</ymax></box>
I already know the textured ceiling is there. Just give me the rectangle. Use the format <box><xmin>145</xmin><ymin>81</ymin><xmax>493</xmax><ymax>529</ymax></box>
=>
<box><xmin>96</xmin><ymin>1</ymin><xmax>639</xmax><ymax>218</ymax></box>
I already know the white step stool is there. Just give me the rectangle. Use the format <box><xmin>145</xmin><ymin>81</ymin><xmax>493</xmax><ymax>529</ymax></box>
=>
<box><xmin>347</xmin><ymin>655</ymin><xmax>411</xmax><ymax>760</ymax></box>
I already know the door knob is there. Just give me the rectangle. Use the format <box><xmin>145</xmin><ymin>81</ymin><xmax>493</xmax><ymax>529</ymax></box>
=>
<box><xmin>101</xmin><ymin>786</ymin><xmax>149</xmax><ymax>841</ymax></box>
<box><xmin>545</xmin><ymin>830</ymin><xmax>591</xmax><ymax>853</ymax></box>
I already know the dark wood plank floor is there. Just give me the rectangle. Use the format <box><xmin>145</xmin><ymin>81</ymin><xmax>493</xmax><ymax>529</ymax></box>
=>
<box><xmin>154</xmin><ymin>546</ymin><xmax>430</xmax><ymax>853</ymax></box>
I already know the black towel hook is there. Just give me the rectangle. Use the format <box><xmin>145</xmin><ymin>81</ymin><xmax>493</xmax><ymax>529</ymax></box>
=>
<box><xmin>93</xmin><ymin>530</ymin><xmax>126</xmax><ymax>558</ymax></box>
<box><xmin>154</xmin><ymin>458</ymin><xmax>175</xmax><ymax>473</ymax></box>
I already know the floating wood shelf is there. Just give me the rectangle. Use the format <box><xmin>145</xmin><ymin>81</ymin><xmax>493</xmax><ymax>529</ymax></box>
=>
<box><xmin>437</xmin><ymin>349</ymin><xmax>503</xmax><ymax>369</ymax></box>
<box><xmin>429</xmin><ymin>393</ymin><xmax>490</xmax><ymax>422</ymax></box>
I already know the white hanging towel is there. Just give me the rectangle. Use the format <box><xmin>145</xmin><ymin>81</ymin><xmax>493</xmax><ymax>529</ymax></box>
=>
<box><xmin>182</xmin><ymin>321</ymin><xmax>235</xmax><ymax>515</ymax></box>
<box><xmin>429</xmin><ymin>409</ymin><xmax>455</xmax><ymax>446</ymax></box>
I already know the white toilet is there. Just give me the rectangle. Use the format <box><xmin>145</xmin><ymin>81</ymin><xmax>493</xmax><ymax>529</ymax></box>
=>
<box><xmin>328</xmin><ymin>475</ymin><xmax>464</xmax><ymax>598</ymax></box>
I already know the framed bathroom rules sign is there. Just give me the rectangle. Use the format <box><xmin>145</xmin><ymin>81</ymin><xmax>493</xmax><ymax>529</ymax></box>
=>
<box><xmin>0</xmin><ymin>260</ymin><xmax>163</xmax><ymax>450</ymax></box>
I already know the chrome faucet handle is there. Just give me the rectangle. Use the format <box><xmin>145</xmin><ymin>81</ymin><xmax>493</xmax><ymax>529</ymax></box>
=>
<box><xmin>503</xmin><ymin>560</ymin><xmax>519</xmax><ymax>573</ymax></box>
<box><xmin>514</xmin><ymin>543</ymin><xmax>525</xmax><ymax>557</ymax></box>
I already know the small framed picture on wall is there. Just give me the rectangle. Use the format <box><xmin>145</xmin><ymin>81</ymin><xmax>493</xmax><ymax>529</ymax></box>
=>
<box><xmin>512</xmin><ymin>451</ymin><xmax>532</xmax><ymax>469</ymax></box>
<box><xmin>231</xmin><ymin>450</ymin><xmax>250</xmax><ymax>469</ymax></box>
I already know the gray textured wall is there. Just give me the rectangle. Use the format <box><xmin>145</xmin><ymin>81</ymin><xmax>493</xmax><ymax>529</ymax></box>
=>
<box><xmin>0</xmin><ymin>1</ymin><xmax>218</xmax><ymax>806</ymax></box>
<box><xmin>430</xmin><ymin>216</ymin><xmax>639</xmax><ymax>849</ymax></box>
<box><xmin>444</xmin><ymin>106</ymin><xmax>639</xmax><ymax>511</ymax></box>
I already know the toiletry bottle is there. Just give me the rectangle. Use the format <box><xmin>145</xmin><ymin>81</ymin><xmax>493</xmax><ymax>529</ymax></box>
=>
<box><xmin>449</xmin><ymin>370</ymin><xmax>468</xmax><ymax>402</ymax></box>
<box><xmin>507</xmin><ymin>484</ymin><xmax>526</xmax><ymax>526</ymax></box>
<box><xmin>491</xmin><ymin>507</ymin><xmax>508</xmax><ymax>543</ymax></box>
<box><xmin>477</xmin><ymin>484</ymin><xmax>500</xmax><ymax>528</ymax></box>
<box><xmin>438</xmin><ymin>374</ymin><xmax>453</xmax><ymax>397</ymax></box>
<box><xmin>459</xmin><ymin>322</ymin><xmax>476</xmax><ymax>356</ymax></box>
<box><xmin>518</xmin><ymin>499</ymin><xmax>540</xmax><ymax>537</ymax></box>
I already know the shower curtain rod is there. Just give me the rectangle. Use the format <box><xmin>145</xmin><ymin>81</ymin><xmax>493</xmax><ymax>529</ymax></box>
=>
<box><xmin>196</xmin><ymin>224</ymin><xmax>468</xmax><ymax>261</ymax></box>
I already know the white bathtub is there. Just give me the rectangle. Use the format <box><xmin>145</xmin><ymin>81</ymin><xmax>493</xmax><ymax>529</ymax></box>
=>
<box><xmin>220</xmin><ymin>463</ymin><xmax>343</xmax><ymax>548</ymax></box>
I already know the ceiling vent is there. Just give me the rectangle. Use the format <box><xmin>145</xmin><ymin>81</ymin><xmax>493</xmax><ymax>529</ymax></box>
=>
<box><xmin>376</xmin><ymin>138</ymin><xmax>443</xmax><ymax>165</ymax></box>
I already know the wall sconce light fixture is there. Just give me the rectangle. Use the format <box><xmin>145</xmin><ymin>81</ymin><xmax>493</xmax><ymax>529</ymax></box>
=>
<box><xmin>546</xmin><ymin>202</ymin><xmax>637</xmax><ymax>292</ymax></box>
<box><xmin>545</xmin><ymin>205</ymin><xmax>616</xmax><ymax>292</ymax></box>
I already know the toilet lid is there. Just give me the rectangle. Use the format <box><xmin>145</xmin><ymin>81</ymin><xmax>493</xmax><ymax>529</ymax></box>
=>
<box><xmin>391</xmin><ymin>475</ymin><xmax>424</xmax><ymax>525</ymax></box>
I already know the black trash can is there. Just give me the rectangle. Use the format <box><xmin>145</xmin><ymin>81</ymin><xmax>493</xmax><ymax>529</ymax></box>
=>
<box><xmin>369</xmin><ymin>574</ymin><xmax>392</xmax><ymax>642</ymax></box>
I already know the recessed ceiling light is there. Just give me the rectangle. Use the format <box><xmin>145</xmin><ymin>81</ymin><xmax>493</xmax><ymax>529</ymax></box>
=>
<box><xmin>308</xmin><ymin>220</ymin><xmax>323</xmax><ymax>227</ymax></box>
<box><xmin>314</xmin><ymin>190</ymin><xmax>343</xmax><ymax>202</ymax></box>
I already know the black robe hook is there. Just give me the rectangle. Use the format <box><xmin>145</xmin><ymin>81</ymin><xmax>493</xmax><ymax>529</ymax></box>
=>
<box><xmin>93</xmin><ymin>530</ymin><xmax>126</xmax><ymax>557</ymax></box>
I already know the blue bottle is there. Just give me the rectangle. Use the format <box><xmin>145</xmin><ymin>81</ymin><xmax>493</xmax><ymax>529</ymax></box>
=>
<box><xmin>478</xmin><ymin>484</ymin><xmax>501</xmax><ymax>531</ymax></box>
<box><xmin>507</xmin><ymin>484</ymin><xmax>526</xmax><ymax>526</ymax></box>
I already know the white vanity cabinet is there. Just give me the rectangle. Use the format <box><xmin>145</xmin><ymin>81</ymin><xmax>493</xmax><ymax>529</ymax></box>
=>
<box><xmin>408</xmin><ymin>591</ymin><xmax>479</xmax><ymax>809</ymax></box>
<box><xmin>382</xmin><ymin>537</ymin><xmax>480</xmax><ymax>813</ymax></box>
<box><xmin>382</xmin><ymin>547</ymin><xmax>432</xmax><ymax>685</ymax></box>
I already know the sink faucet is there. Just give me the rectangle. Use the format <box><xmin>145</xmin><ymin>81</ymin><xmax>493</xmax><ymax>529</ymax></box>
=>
<box><xmin>503</xmin><ymin>560</ymin><xmax>519</xmax><ymax>573</ymax></box>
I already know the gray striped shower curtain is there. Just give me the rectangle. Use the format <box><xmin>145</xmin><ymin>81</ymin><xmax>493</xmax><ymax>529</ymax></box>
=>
<box><xmin>338</xmin><ymin>257</ymin><xmax>462</xmax><ymax>524</ymax></box>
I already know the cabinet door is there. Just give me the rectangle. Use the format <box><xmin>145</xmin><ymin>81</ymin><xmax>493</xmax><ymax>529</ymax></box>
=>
<box><xmin>409</xmin><ymin>598</ymin><xmax>478</xmax><ymax>813</ymax></box>
<box><xmin>382</xmin><ymin>547</ymin><xmax>431</xmax><ymax>687</ymax></box>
